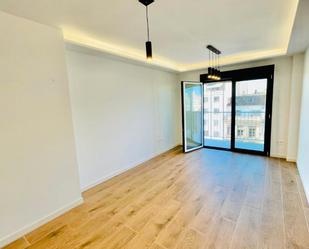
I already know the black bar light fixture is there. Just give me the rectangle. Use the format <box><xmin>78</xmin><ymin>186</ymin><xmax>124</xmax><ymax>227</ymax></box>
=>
<box><xmin>139</xmin><ymin>0</ymin><xmax>155</xmax><ymax>60</ymax></box>
<box><xmin>207</xmin><ymin>45</ymin><xmax>222</xmax><ymax>81</ymax></box>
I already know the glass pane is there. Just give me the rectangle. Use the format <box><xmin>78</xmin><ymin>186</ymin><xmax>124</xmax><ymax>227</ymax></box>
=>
<box><xmin>204</xmin><ymin>81</ymin><xmax>232</xmax><ymax>149</ymax></box>
<box><xmin>184</xmin><ymin>83</ymin><xmax>203</xmax><ymax>151</ymax></box>
<box><xmin>235</xmin><ymin>79</ymin><xmax>267</xmax><ymax>151</ymax></box>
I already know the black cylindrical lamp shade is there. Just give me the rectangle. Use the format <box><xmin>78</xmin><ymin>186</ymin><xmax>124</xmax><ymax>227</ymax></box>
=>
<box><xmin>146</xmin><ymin>41</ymin><xmax>152</xmax><ymax>60</ymax></box>
<box><xmin>208</xmin><ymin>67</ymin><xmax>212</xmax><ymax>75</ymax></box>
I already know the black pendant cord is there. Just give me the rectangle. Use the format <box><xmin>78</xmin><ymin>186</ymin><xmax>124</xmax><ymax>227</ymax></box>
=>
<box><xmin>210</xmin><ymin>52</ymin><xmax>213</xmax><ymax>68</ymax></box>
<box><xmin>209</xmin><ymin>50</ymin><xmax>211</xmax><ymax>68</ymax></box>
<box><xmin>211</xmin><ymin>51</ymin><xmax>213</xmax><ymax>69</ymax></box>
<box><xmin>140</xmin><ymin>0</ymin><xmax>154</xmax><ymax>60</ymax></box>
<box><xmin>146</xmin><ymin>6</ymin><xmax>150</xmax><ymax>41</ymax></box>
<box><xmin>217</xmin><ymin>55</ymin><xmax>219</xmax><ymax>72</ymax></box>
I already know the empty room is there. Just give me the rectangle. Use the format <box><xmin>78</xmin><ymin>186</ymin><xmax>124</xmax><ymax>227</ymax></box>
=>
<box><xmin>1</xmin><ymin>0</ymin><xmax>309</xmax><ymax>248</ymax></box>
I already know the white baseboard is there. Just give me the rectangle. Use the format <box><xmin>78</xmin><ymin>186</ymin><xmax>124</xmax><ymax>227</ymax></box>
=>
<box><xmin>81</xmin><ymin>165</ymin><xmax>139</xmax><ymax>192</ymax></box>
<box><xmin>270</xmin><ymin>153</ymin><xmax>286</xmax><ymax>159</ymax></box>
<box><xmin>0</xmin><ymin>197</ymin><xmax>83</xmax><ymax>248</ymax></box>
<box><xmin>286</xmin><ymin>157</ymin><xmax>297</xmax><ymax>163</ymax></box>
<box><xmin>81</xmin><ymin>144</ymin><xmax>180</xmax><ymax>192</ymax></box>
<box><xmin>270</xmin><ymin>153</ymin><xmax>297</xmax><ymax>163</ymax></box>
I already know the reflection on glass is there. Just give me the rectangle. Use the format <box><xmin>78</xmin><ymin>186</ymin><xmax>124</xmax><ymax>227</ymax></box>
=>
<box><xmin>235</xmin><ymin>79</ymin><xmax>267</xmax><ymax>151</ymax></box>
<box><xmin>184</xmin><ymin>83</ymin><xmax>203</xmax><ymax>151</ymax></box>
<box><xmin>204</xmin><ymin>81</ymin><xmax>232</xmax><ymax>149</ymax></box>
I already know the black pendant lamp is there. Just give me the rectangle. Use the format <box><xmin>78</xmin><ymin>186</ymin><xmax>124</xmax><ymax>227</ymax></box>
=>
<box><xmin>139</xmin><ymin>0</ymin><xmax>154</xmax><ymax>60</ymax></box>
<box><xmin>207</xmin><ymin>45</ymin><xmax>222</xmax><ymax>81</ymax></box>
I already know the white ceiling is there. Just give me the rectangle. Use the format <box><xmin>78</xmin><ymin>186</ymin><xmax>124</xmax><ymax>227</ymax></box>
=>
<box><xmin>288</xmin><ymin>0</ymin><xmax>309</xmax><ymax>54</ymax></box>
<box><xmin>0</xmin><ymin>0</ymin><xmax>300</xmax><ymax>71</ymax></box>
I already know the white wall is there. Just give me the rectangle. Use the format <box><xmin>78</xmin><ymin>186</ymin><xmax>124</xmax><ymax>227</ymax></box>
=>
<box><xmin>179</xmin><ymin>55</ymin><xmax>304</xmax><ymax>159</ymax></box>
<box><xmin>298</xmin><ymin>48</ymin><xmax>309</xmax><ymax>201</ymax></box>
<box><xmin>66</xmin><ymin>47</ymin><xmax>181</xmax><ymax>190</ymax></box>
<box><xmin>287</xmin><ymin>54</ymin><xmax>304</xmax><ymax>161</ymax></box>
<box><xmin>0</xmin><ymin>12</ymin><xmax>82</xmax><ymax>247</ymax></box>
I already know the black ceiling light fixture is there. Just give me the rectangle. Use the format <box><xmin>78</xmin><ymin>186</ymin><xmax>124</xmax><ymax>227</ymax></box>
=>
<box><xmin>207</xmin><ymin>45</ymin><xmax>222</xmax><ymax>81</ymax></box>
<box><xmin>139</xmin><ymin>0</ymin><xmax>155</xmax><ymax>60</ymax></box>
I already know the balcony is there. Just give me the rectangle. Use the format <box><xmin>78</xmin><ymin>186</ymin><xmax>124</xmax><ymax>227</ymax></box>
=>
<box><xmin>204</xmin><ymin>111</ymin><xmax>265</xmax><ymax>151</ymax></box>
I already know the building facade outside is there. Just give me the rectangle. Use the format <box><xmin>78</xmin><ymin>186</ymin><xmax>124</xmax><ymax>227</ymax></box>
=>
<box><xmin>204</xmin><ymin>80</ymin><xmax>267</xmax><ymax>151</ymax></box>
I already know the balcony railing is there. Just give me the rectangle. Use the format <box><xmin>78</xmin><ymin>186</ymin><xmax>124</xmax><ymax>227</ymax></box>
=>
<box><xmin>204</xmin><ymin>111</ymin><xmax>265</xmax><ymax>151</ymax></box>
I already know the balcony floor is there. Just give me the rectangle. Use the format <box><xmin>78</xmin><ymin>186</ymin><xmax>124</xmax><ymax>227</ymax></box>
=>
<box><xmin>204</xmin><ymin>138</ymin><xmax>264</xmax><ymax>151</ymax></box>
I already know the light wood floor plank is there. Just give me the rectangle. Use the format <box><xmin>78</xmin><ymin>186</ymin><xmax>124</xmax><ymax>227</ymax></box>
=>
<box><xmin>191</xmin><ymin>185</ymin><xmax>228</xmax><ymax>234</ymax></box>
<box><xmin>282</xmin><ymin>161</ymin><xmax>309</xmax><ymax>249</ymax></box>
<box><xmin>175</xmin><ymin>229</ymin><xmax>205</xmax><ymax>249</ymax></box>
<box><xmin>296</xmin><ymin>173</ymin><xmax>309</xmax><ymax>209</ymax></box>
<box><xmin>259</xmin><ymin>159</ymin><xmax>285</xmax><ymax>249</ymax></box>
<box><xmin>281</xmin><ymin>161</ymin><xmax>299</xmax><ymax>193</ymax></box>
<box><xmin>83</xmin><ymin>146</ymin><xmax>182</xmax><ymax>199</ymax></box>
<box><xmin>3</xmin><ymin>148</ymin><xmax>309</xmax><ymax>249</ymax></box>
<box><xmin>95</xmin><ymin>226</ymin><xmax>136</xmax><ymax>249</ymax></box>
<box><xmin>305</xmin><ymin>208</ymin><xmax>309</xmax><ymax>231</ymax></box>
<box><xmin>230</xmin><ymin>206</ymin><xmax>262</xmax><ymax>249</ymax></box>
<box><xmin>156</xmin><ymin>181</ymin><xmax>207</xmax><ymax>249</ymax></box>
<box><xmin>123</xmin><ymin>199</ymin><xmax>181</xmax><ymax>249</ymax></box>
<box><xmin>26</xmin><ymin>225</ymin><xmax>74</xmax><ymax>249</ymax></box>
<box><xmin>2</xmin><ymin>238</ymin><xmax>29</xmax><ymax>249</ymax></box>
<box><xmin>203</xmin><ymin>217</ymin><xmax>235</xmax><ymax>249</ymax></box>
<box><xmin>149</xmin><ymin>243</ymin><xmax>166</xmax><ymax>249</ymax></box>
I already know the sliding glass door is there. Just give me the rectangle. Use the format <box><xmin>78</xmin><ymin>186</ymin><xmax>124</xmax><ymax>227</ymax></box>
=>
<box><xmin>234</xmin><ymin>79</ymin><xmax>267</xmax><ymax>152</ymax></box>
<box><xmin>199</xmin><ymin>65</ymin><xmax>274</xmax><ymax>156</ymax></box>
<box><xmin>182</xmin><ymin>66</ymin><xmax>273</xmax><ymax>155</ymax></box>
<box><xmin>182</xmin><ymin>82</ymin><xmax>204</xmax><ymax>152</ymax></box>
<box><xmin>204</xmin><ymin>81</ymin><xmax>232</xmax><ymax>149</ymax></box>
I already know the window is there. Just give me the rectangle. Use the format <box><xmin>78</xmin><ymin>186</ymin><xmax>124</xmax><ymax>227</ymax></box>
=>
<box><xmin>200</xmin><ymin>66</ymin><xmax>273</xmax><ymax>154</ymax></box>
<box><xmin>227</xmin><ymin>126</ymin><xmax>231</xmax><ymax>136</ymax></box>
<box><xmin>249</xmin><ymin>127</ymin><xmax>256</xmax><ymax>138</ymax></box>
<box><xmin>237</xmin><ymin>128</ymin><xmax>244</xmax><ymax>137</ymax></box>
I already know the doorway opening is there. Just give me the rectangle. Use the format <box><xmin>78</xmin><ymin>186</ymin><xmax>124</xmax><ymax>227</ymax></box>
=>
<box><xmin>182</xmin><ymin>65</ymin><xmax>274</xmax><ymax>156</ymax></box>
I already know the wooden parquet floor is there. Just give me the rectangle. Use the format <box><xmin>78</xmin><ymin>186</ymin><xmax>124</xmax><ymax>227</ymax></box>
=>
<box><xmin>4</xmin><ymin>147</ymin><xmax>309</xmax><ymax>249</ymax></box>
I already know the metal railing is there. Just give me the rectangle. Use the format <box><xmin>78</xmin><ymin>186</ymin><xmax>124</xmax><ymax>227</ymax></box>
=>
<box><xmin>204</xmin><ymin>111</ymin><xmax>265</xmax><ymax>143</ymax></box>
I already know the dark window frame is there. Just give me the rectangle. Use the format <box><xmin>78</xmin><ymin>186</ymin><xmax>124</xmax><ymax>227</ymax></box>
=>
<box><xmin>200</xmin><ymin>65</ymin><xmax>274</xmax><ymax>157</ymax></box>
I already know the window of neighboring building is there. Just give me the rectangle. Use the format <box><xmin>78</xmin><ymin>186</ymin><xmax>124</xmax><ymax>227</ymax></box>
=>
<box><xmin>214</xmin><ymin>120</ymin><xmax>219</xmax><ymax>127</ymax></box>
<box><xmin>214</xmin><ymin>131</ymin><xmax>220</xmax><ymax>137</ymax></box>
<box><xmin>227</xmin><ymin>126</ymin><xmax>231</xmax><ymax>136</ymax></box>
<box><xmin>214</xmin><ymin>108</ymin><xmax>220</xmax><ymax>113</ymax></box>
<box><xmin>214</xmin><ymin>96</ymin><xmax>220</xmax><ymax>102</ymax></box>
<box><xmin>249</xmin><ymin>127</ymin><xmax>256</xmax><ymax>138</ymax></box>
<box><xmin>237</xmin><ymin>129</ymin><xmax>244</xmax><ymax>137</ymax></box>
